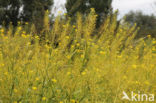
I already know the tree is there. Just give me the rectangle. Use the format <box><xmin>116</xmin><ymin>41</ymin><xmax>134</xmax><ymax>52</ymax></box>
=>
<box><xmin>21</xmin><ymin>0</ymin><xmax>54</xmax><ymax>31</ymax></box>
<box><xmin>65</xmin><ymin>0</ymin><xmax>113</xmax><ymax>26</ymax></box>
<box><xmin>0</xmin><ymin>0</ymin><xmax>21</xmax><ymax>26</ymax></box>
<box><xmin>0</xmin><ymin>0</ymin><xmax>54</xmax><ymax>28</ymax></box>
<box><xmin>125</xmin><ymin>11</ymin><xmax>156</xmax><ymax>38</ymax></box>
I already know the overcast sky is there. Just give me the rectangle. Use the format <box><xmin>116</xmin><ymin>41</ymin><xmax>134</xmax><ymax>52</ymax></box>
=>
<box><xmin>54</xmin><ymin>0</ymin><xmax>156</xmax><ymax>17</ymax></box>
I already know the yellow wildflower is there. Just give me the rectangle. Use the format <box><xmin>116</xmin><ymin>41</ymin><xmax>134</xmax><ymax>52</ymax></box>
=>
<box><xmin>80</xmin><ymin>55</ymin><xmax>85</xmax><ymax>58</ymax></box>
<box><xmin>42</xmin><ymin>97</ymin><xmax>46</xmax><ymax>101</ymax></box>
<box><xmin>81</xmin><ymin>72</ymin><xmax>86</xmax><ymax>75</ymax></box>
<box><xmin>71</xmin><ymin>99</ymin><xmax>76</xmax><ymax>103</ymax></box>
<box><xmin>14</xmin><ymin>89</ymin><xmax>18</xmax><ymax>93</ymax></box>
<box><xmin>32</xmin><ymin>86</ymin><xmax>37</xmax><ymax>90</ymax></box>
<box><xmin>132</xmin><ymin>64</ymin><xmax>137</xmax><ymax>69</ymax></box>
<box><xmin>123</xmin><ymin>76</ymin><xmax>127</xmax><ymax>80</ymax></box>
<box><xmin>100</xmin><ymin>51</ymin><xmax>106</xmax><ymax>55</ymax></box>
<box><xmin>25</xmin><ymin>22</ymin><xmax>28</xmax><ymax>25</ymax></box>
<box><xmin>22</xmin><ymin>34</ymin><xmax>27</xmax><ymax>38</ymax></box>
<box><xmin>51</xmin><ymin>79</ymin><xmax>57</xmax><ymax>83</ymax></box>
<box><xmin>73</xmin><ymin>25</ymin><xmax>76</xmax><ymax>28</ymax></box>
<box><xmin>152</xmin><ymin>40</ymin><xmax>156</xmax><ymax>44</ymax></box>
<box><xmin>0</xmin><ymin>29</ymin><xmax>4</xmax><ymax>32</ymax></box>
<box><xmin>75</xmin><ymin>29</ymin><xmax>78</xmax><ymax>32</ymax></box>
<box><xmin>65</xmin><ymin>36</ymin><xmax>70</xmax><ymax>39</ymax></box>
<box><xmin>67</xmin><ymin>55</ymin><xmax>71</xmax><ymax>59</ymax></box>
<box><xmin>35</xmin><ymin>77</ymin><xmax>39</xmax><ymax>81</ymax></box>
<box><xmin>76</xmin><ymin>43</ymin><xmax>80</xmax><ymax>47</ymax></box>
<box><xmin>144</xmin><ymin>81</ymin><xmax>150</xmax><ymax>85</ymax></box>
<box><xmin>147</xmin><ymin>34</ymin><xmax>151</xmax><ymax>38</ymax></box>
<box><xmin>67</xmin><ymin>72</ymin><xmax>71</xmax><ymax>75</ymax></box>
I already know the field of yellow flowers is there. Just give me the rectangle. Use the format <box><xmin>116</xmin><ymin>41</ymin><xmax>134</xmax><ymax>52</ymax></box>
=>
<box><xmin>0</xmin><ymin>10</ymin><xmax>156</xmax><ymax>103</ymax></box>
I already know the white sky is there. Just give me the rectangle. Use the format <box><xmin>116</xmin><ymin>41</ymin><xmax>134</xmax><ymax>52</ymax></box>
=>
<box><xmin>54</xmin><ymin>0</ymin><xmax>156</xmax><ymax>17</ymax></box>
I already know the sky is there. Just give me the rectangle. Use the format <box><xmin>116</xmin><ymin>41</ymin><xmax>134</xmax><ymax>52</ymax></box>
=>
<box><xmin>54</xmin><ymin>0</ymin><xmax>156</xmax><ymax>17</ymax></box>
<box><xmin>113</xmin><ymin>0</ymin><xmax>155</xmax><ymax>17</ymax></box>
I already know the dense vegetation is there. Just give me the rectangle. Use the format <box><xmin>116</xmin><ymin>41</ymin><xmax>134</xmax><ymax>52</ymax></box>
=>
<box><xmin>0</xmin><ymin>0</ymin><xmax>53</xmax><ymax>29</ymax></box>
<box><xmin>125</xmin><ymin>11</ymin><xmax>156</xmax><ymax>38</ymax></box>
<box><xmin>0</xmin><ymin>10</ymin><xmax>155</xmax><ymax>103</ymax></box>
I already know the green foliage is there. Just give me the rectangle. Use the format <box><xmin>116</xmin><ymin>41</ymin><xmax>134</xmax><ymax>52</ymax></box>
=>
<box><xmin>65</xmin><ymin>0</ymin><xmax>112</xmax><ymax>26</ymax></box>
<box><xmin>0</xmin><ymin>0</ymin><xmax>54</xmax><ymax>29</ymax></box>
<box><xmin>125</xmin><ymin>11</ymin><xmax>156</xmax><ymax>38</ymax></box>
<box><xmin>21</xmin><ymin>0</ymin><xmax>54</xmax><ymax>31</ymax></box>
<box><xmin>0</xmin><ymin>0</ymin><xmax>21</xmax><ymax>26</ymax></box>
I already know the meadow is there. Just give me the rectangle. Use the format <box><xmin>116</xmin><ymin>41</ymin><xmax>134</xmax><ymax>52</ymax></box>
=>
<box><xmin>0</xmin><ymin>10</ymin><xmax>156</xmax><ymax>103</ymax></box>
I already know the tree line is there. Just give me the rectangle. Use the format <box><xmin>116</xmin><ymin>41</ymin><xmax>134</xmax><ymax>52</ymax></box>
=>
<box><xmin>0</xmin><ymin>0</ymin><xmax>155</xmax><ymax>38</ymax></box>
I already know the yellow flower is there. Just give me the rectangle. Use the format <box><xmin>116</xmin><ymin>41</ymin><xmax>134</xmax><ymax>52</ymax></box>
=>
<box><xmin>71</xmin><ymin>45</ymin><xmax>74</xmax><ymax>48</ymax></box>
<box><xmin>132</xmin><ymin>64</ymin><xmax>137</xmax><ymax>69</ymax></box>
<box><xmin>30</xmin><ymin>70</ymin><xmax>33</xmax><ymax>73</ymax></box>
<box><xmin>51</xmin><ymin>79</ymin><xmax>57</xmax><ymax>83</ymax></box>
<box><xmin>27</xmin><ymin>42</ymin><xmax>31</xmax><ymax>45</ymax></box>
<box><xmin>100</xmin><ymin>51</ymin><xmax>106</xmax><ymax>55</ymax></box>
<box><xmin>18</xmin><ymin>21</ymin><xmax>21</xmax><ymax>24</ymax></box>
<box><xmin>73</xmin><ymin>25</ymin><xmax>76</xmax><ymax>28</ymax></box>
<box><xmin>35</xmin><ymin>77</ymin><xmax>39</xmax><ymax>81</ymax></box>
<box><xmin>63</xmin><ymin>25</ymin><xmax>66</xmax><ymax>28</ymax></box>
<box><xmin>25</xmin><ymin>22</ymin><xmax>28</xmax><ymax>25</ymax></box>
<box><xmin>70</xmin><ymin>99</ymin><xmax>76</xmax><ymax>103</ymax></box>
<box><xmin>0</xmin><ymin>63</ymin><xmax>4</xmax><ymax>67</ymax></box>
<box><xmin>14</xmin><ymin>89</ymin><xmax>18</xmax><ymax>93</ymax></box>
<box><xmin>45</xmin><ymin>44</ymin><xmax>51</xmax><ymax>49</ymax></box>
<box><xmin>60</xmin><ymin>101</ymin><xmax>63</xmax><ymax>103</ymax></box>
<box><xmin>59</xmin><ymin>43</ymin><xmax>62</xmax><ymax>45</ymax></box>
<box><xmin>152</xmin><ymin>47</ymin><xmax>155</xmax><ymax>51</ymax></box>
<box><xmin>67</xmin><ymin>55</ymin><xmax>71</xmax><ymax>59</ymax></box>
<box><xmin>80</xmin><ymin>55</ymin><xmax>85</xmax><ymax>58</ymax></box>
<box><xmin>81</xmin><ymin>72</ymin><xmax>86</xmax><ymax>75</ymax></box>
<box><xmin>77</xmin><ymin>49</ymin><xmax>81</xmax><ymax>53</ymax></box>
<box><xmin>76</xmin><ymin>43</ymin><xmax>80</xmax><ymax>47</ymax></box>
<box><xmin>65</xmin><ymin>36</ymin><xmax>70</xmax><ymax>39</ymax></box>
<box><xmin>32</xmin><ymin>86</ymin><xmax>37</xmax><ymax>90</ymax></box>
<box><xmin>46</xmin><ymin>10</ymin><xmax>49</xmax><ymax>13</ymax></box>
<box><xmin>90</xmin><ymin>8</ymin><xmax>95</xmax><ymax>12</ymax></box>
<box><xmin>4</xmin><ymin>72</ymin><xmax>8</xmax><ymax>75</ymax></box>
<box><xmin>35</xmin><ymin>36</ymin><xmax>39</xmax><ymax>39</ymax></box>
<box><xmin>117</xmin><ymin>55</ymin><xmax>122</xmax><ymax>58</ymax></box>
<box><xmin>123</xmin><ymin>76</ymin><xmax>127</xmax><ymax>80</ymax></box>
<box><xmin>152</xmin><ymin>40</ymin><xmax>156</xmax><ymax>44</ymax></box>
<box><xmin>22</xmin><ymin>34</ymin><xmax>27</xmax><ymax>38</ymax></box>
<box><xmin>74</xmin><ymin>40</ymin><xmax>77</xmax><ymax>43</ymax></box>
<box><xmin>18</xmin><ymin>27</ymin><xmax>22</xmax><ymax>30</ymax></box>
<box><xmin>67</xmin><ymin>72</ymin><xmax>71</xmax><ymax>75</ymax></box>
<box><xmin>135</xmin><ymin>81</ymin><xmax>140</xmax><ymax>85</ymax></box>
<box><xmin>22</xmin><ymin>31</ymin><xmax>26</xmax><ymax>34</ymax></box>
<box><xmin>144</xmin><ymin>81</ymin><xmax>150</xmax><ymax>85</ymax></box>
<box><xmin>42</xmin><ymin>97</ymin><xmax>46</xmax><ymax>101</ymax></box>
<box><xmin>147</xmin><ymin>34</ymin><xmax>151</xmax><ymax>38</ymax></box>
<box><xmin>96</xmin><ymin>68</ymin><xmax>100</xmax><ymax>72</ymax></box>
<box><xmin>75</xmin><ymin>29</ymin><xmax>78</xmax><ymax>32</ymax></box>
<box><xmin>0</xmin><ymin>29</ymin><xmax>4</xmax><ymax>32</ymax></box>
